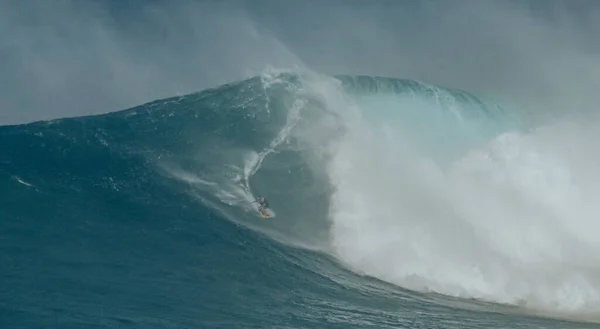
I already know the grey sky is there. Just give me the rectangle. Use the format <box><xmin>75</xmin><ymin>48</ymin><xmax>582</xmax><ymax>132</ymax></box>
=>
<box><xmin>2</xmin><ymin>0</ymin><xmax>600</xmax><ymax>125</ymax></box>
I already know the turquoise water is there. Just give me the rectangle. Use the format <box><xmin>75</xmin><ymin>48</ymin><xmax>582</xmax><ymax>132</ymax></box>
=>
<box><xmin>2</xmin><ymin>72</ymin><xmax>598</xmax><ymax>328</ymax></box>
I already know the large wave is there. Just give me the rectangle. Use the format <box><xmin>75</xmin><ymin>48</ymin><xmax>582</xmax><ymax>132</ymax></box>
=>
<box><xmin>5</xmin><ymin>69</ymin><xmax>600</xmax><ymax>321</ymax></box>
<box><xmin>151</xmin><ymin>70</ymin><xmax>600</xmax><ymax>316</ymax></box>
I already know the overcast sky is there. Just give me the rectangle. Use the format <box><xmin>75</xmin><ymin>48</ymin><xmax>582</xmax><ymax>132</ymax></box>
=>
<box><xmin>2</xmin><ymin>0</ymin><xmax>600</xmax><ymax>125</ymax></box>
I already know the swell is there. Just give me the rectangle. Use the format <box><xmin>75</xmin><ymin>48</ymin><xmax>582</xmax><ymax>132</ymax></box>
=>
<box><xmin>0</xmin><ymin>71</ymin><xmax>515</xmax><ymax>279</ymax></box>
<box><xmin>2</xmin><ymin>71</ymin><xmax>599</xmax><ymax>324</ymax></box>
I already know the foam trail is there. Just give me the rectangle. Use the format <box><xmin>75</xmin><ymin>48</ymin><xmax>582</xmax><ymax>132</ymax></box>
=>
<box><xmin>13</xmin><ymin>175</ymin><xmax>34</xmax><ymax>188</ymax></box>
<box><xmin>242</xmin><ymin>77</ymin><xmax>305</xmax><ymax>192</ymax></box>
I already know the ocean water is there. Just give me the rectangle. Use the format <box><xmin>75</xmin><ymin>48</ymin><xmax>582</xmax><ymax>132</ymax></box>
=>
<box><xmin>2</xmin><ymin>71</ymin><xmax>600</xmax><ymax>329</ymax></box>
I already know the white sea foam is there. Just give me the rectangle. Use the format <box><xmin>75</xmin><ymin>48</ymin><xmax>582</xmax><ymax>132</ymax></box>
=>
<box><xmin>294</xmin><ymin>73</ymin><xmax>600</xmax><ymax>315</ymax></box>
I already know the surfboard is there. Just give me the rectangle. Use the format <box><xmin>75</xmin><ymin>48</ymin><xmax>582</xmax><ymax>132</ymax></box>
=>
<box><xmin>258</xmin><ymin>207</ymin><xmax>272</xmax><ymax>219</ymax></box>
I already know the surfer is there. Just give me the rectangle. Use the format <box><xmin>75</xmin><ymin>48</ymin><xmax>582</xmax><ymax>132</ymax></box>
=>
<box><xmin>254</xmin><ymin>196</ymin><xmax>269</xmax><ymax>211</ymax></box>
<box><xmin>253</xmin><ymin>196</ymin><xmax>271</xmax><ymax>218</ymax></box>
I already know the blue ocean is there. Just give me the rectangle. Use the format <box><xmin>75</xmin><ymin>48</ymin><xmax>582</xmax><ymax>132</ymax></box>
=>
<box><xmin>3</xmin><ymin>71</ymin><xmax>600</xmax><ymax>328</ymax></box>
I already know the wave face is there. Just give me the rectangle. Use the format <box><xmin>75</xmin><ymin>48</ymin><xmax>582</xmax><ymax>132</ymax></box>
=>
<box><xmin>2</xmin><ymin>71</ymin><xmax>600</xmax><ymax>328</ymax></box>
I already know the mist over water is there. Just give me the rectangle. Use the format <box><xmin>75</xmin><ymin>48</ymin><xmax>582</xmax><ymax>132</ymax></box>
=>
<box><xmin>326</xmin><ymin>109</ymin><xmax>600</xmax><ymax>314</ymax></box>
<box><xmin>3</xmin><ymin>0</ymin><xmax>600</xmax><ymax>125</ymax></box>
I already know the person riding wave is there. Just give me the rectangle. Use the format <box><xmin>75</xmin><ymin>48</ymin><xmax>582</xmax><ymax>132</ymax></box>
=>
<box><xmin>253</xmin><ymin>196</ymin><xmax>272</xmax><ymax>218</ymax></box>
<box><xmin>255</xmin><ymin>196</ymin><xmax>268</xmax><ymax>210</ymax></box>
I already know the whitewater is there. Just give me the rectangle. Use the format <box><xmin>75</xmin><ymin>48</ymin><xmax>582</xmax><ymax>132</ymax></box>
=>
<box><xmin>3</xmin><ymin>69</ymin><xmax>600</xmax><ymax>328</ymax></box>
<box><xmin>164</xmin><ymin>70</ymin><xmax>600</xmax><ymax>319</ymax></box>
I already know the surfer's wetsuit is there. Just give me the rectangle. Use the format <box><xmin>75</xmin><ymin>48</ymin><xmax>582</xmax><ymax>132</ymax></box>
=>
<box><xmin>256</xmin><ymin>197</ymin><xmax>268</xmax><ymax>210</ymax></box>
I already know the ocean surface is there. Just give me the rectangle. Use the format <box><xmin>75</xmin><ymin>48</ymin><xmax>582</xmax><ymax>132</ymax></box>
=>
<box><xmin>3</xmin><ymin>71</ymin><xmax>600</xmax><ymax>328</ymax></box>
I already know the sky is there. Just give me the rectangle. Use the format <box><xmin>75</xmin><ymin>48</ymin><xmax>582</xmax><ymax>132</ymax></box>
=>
<box><xmin>2</xmin><ymin>0</ymin><xmax>600</xmax><ymax>125</ymax></box>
